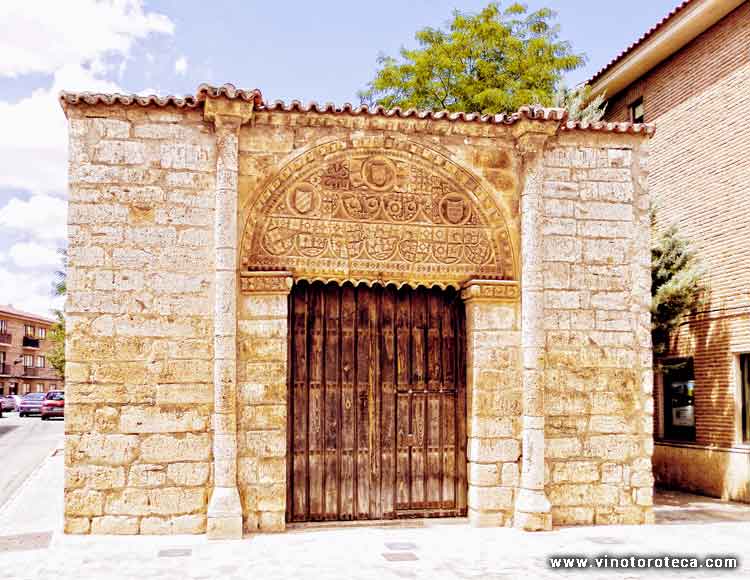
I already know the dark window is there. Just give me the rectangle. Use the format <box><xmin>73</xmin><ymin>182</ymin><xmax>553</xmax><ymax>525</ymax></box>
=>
<box><xmin>629</xmin><ymin>97</ymin><xmax>645</xmax><ymax>123</ymax></box>
<box><xmin>741</xmin><ymin>354</ymin><xmax>750</xmax><ymax>443</ymax></box>
<box><xmin>663</xmin><ymin>358</ymin><xmax>696</xmax><ymax>441</ymax></box>
<box><xmin>45</xmin><ymin>391</ymin><xmax>64</xmax><ymax>401</ymax></box>
<box><xmin>0</xmin><ymin>320</ymin><xmax>6</xmax><ymax>333</ymax></box>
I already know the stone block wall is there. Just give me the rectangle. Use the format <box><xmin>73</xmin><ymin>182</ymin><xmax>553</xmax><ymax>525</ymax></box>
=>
<box><xmin>64</xmin><ymin>105</ymin><xmax>216</xmax><ymax>534</ymax></box>
<box><xmin>236</xmin><ymin>276</ymin><xmax>290</xmax><ymax>532</ymax></box>
<box><xmin>540</xmin><ymin>132</ymin><xmax>654</xmax><ymax>525</ymax></box>
<box><xmin>61</xmin><ymin>87</ymin><xmax>653</xmax><ymax>535</ymax></box>
<box><xmin>463</xmin><ymin>287</ymin><xmax>521</xmax><ymax>527</ymax></box>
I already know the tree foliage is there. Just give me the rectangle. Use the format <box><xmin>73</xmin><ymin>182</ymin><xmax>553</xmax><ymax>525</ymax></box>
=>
<box><xmin>49</xmin><ymin>248</ymin><xmax>67</xmax><ymax>378</ymax></box>
<box><xmin>553</xmin><ymin>84</ymin><xmax>606</xmax><ymax>122</ymax></box>
<box><xmin>359</xmin><ymin>2</ymin><xmax>584</xmax><ymax>114</ymax></box>
<box><xmin>47</xmin><ymin>309</ymin><xmax>66</xmax><ymax>378</ymax></box>
<box><xmin>651</xmin><ymin>211</ymin><xmax>705</xmax><ymax>357</ymax></box>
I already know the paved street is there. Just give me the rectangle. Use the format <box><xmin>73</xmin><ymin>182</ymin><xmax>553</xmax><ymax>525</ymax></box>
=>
<box><xmin>0</xmin><ymin>412</ymin><xmax>63</xmax><ymax>513</ymax></box>
<box><xmin>0</xmin><ymin>432</ymin><xmax>749</xmax><ymax>580</ymax></box>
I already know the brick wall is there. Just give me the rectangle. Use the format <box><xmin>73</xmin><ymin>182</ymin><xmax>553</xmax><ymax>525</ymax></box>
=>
<box><xmin>0</xmin><ymin>314</ymin><xmax>62</xmax><ymax>394</ymax></box>
<box><xmin>604</xmin><ymin>2</ymin><xmax>750</xmax><ymax>451</ymax></box>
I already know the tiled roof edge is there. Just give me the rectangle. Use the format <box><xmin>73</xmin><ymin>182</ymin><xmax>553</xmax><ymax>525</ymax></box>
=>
<box><xmin>59</xmin><ymin>83</ymin><xmax>653</xmax><ymax>134</ymax></box>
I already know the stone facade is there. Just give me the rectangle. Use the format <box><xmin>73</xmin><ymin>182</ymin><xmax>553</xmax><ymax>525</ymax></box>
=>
<box><xmin>60</xmin><ymin>84</ymin><xmax>654</xmax><ymax>535</ymax></box>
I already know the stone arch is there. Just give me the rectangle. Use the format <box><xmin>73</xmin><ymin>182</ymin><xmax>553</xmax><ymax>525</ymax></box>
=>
<box><xmin>240</xmin><ymin>136</ymin><xmax>518</xmax><ymax>289</ymax></box>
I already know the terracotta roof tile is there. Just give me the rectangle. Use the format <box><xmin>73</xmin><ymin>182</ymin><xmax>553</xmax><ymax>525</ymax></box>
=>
<box><xmin>60</xmin><ymin>83</ymin><xmax>653</xmax><ymax>134</ymax></box>
<box><xmin>588</xmin><ymin>0</ymin><xmax>692</xmax><ymax>85</ymax></box>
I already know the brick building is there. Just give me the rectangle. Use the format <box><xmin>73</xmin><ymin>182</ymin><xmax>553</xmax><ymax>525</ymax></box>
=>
<box><xmin>592</xmin><ymin>0</ymin><xmax>750</xmax><ymax>501</ymax></box>
<box><xmin>0</xmin><ymin>305</ymin><xmax>63</xmax><ymax>396</ymax></box>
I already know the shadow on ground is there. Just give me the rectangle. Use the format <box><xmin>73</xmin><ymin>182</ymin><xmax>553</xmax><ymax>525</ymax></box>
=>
<box><xmin>654</xmin><ymin>487</ymin><xmax>750</xmax><ymax>524</ymax></box>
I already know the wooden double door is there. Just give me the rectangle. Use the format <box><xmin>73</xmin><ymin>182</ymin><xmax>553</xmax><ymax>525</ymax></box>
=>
<box><xmin>287</xmin><ymin>281</ymin><xmax>467</xmax><ymax>522</ymax></box>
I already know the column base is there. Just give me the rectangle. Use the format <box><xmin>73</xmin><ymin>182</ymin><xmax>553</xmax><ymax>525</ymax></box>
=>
<box><xmin>207</xmin><ymin>486</ymin><xmax>243</xmax><ymax>540</ymax></box>
<box><xmin>513</xmin><ymin>488</ymin><xmax>552</xmax><ymax>531</ymax></box>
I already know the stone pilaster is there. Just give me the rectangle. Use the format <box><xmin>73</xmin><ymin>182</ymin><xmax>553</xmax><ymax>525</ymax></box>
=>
<box><xmin>462</xmin><ymin>280</ymin><xmax>522</xmax><ymax>527</ymax></box>
<box><xmin>204</xmin><ymin>97</ymin><xmax>254</xmax><ymax>540</ymax></box>
<box><xmin>237</xmin><ymin>271</ymin><xmax>293</xmax><ymax>532</ymax></box>
<box><xmin>513</xmin><ymin>124</ymin><xmax>557</xmax><ymax>531</ymax></box>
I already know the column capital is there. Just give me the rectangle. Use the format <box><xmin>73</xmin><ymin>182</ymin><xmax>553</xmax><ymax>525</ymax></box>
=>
<box><xmin>240</xmin><ymin>271</ymin><xmax>294</xmax><ymax>295</ymax></box>
<box><xmin>461</xmin><ymin>279</ymin><xmax>519</xmax><ymax>303</ymax></box>
<box><xmin>204</xmin><ymin>96</ymin><xmax>254</xmax><ymax>126</ymax></box>
<box><xmin>512</xmin><ymin>119</ymin><xmax>558</xmax><ymax>159</ymax></box>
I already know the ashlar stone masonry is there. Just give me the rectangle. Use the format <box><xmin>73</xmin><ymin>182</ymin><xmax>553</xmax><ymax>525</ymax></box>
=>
<box><xmin>60</xmin><ymin>84</ymin><xmax>654</xmax><ymax>537</ymax></box>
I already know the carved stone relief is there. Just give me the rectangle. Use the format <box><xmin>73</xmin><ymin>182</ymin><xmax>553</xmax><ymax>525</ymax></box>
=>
<box><xmin>241</xmin><ymin>138</ymin><xmax>517</xmax><ymax>288</ymax></box>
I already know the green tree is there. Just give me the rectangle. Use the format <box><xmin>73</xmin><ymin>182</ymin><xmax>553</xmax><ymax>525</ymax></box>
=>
<box><xmin>49</xmin><ymin>248</ymin><xmax>67</xmax><ymax>378</ymax></box>
<box><xmin>47</xmin><ymin>310</ymin><xmax>65</xmax><ymax>378</ymax></box>
<box><xmin>651</xmin><ymin>212</ymin><xmax>705</xmax><ymax>357</ymax></box>
<box><xmin>359</xmin><ymin>2</ymin><xmax>584</xmax><ymax>114</ymax></box>
<box><xmin>553</xmin><ymin>84</ymin><xmax>606</xmax><ymax>122</ymax></box>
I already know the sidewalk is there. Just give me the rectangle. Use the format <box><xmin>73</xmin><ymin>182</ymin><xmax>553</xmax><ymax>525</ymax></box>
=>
<box><xmin>1</xmin><ymin>449</ymin><xmax>749</xmax><ymax>580</ymax></box>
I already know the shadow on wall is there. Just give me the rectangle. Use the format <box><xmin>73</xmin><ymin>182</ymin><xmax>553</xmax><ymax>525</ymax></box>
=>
<box><xmin>653</xmin><ymin>296</ymin><xmax>750</xmax><ymax>502</ymax></box>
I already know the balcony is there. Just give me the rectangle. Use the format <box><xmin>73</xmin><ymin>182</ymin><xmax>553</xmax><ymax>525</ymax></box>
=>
<box><xmin>22</xmin><ymin>336</ymin><xmax>40</xmax><ymax>349</ymax></box>
<box><xmin>0</xmin><ymin>364</ymin><xmax>9</xmax><ymax>375</ymax></box>
<box><xmin>0</xmin><ymin>332</ymin><xmax>11</xmax><ymax>345</ymax></box>
<box><xmin>23</xmin><ymin>366</ymin><xmax>39</xmax><ymax>377</ymax></box>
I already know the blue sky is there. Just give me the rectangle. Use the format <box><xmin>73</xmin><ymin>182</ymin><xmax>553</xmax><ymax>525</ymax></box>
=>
<box><xmin>0</xmin><ymin>0</ymin><xmax>679</xmax><ymax>315</ymax></box>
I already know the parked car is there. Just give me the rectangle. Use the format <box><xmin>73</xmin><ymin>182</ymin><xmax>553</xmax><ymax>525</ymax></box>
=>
<box><xmin>18</xmin><ymin>393</ymin><xmax>46</xmax><ymax>417</ymax></box>
<box><xmin>40</xmin><ymin>390</ymin><xmax>64</xmax><ymax>420</ymax></box>
<box><xmin>1</xmin><ymin>395</ymin><xmax>19</xmax><ymax>412</ymax></box>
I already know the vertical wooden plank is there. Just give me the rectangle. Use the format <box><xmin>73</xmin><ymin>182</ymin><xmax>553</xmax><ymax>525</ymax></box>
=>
<box><xmin>308</xmin><ymin>283</ymin><xmax>324</xmax><ymax>519</ymax></box>
<box><xmin>380</xmin><ymin>286</ymin><xmax>396</xmax><ymax>518</ymax></box>
<box><xmin>442</xmin><ymin>394</ymin><xmax>456</xmax><ymax>508</ymax></box>
<box><xmin>355</xmin><ymin>285</ymin><xmax>371</xmax><ymax>519</ymax></box>
<box><xmin>412</xmin><ymin>290</ymin><xmax>427</xmax><ymax>387</ymax></box>
<box><xmin>426</xmin><ymin>289</ymin><xmax>442</xmax><ymax>507</ymax></box>
<box><xmin>427</xmin><ymin>290</ymin><xmax>442</xmax><ymax>390</ymax></box>
<box><xmin>411</xmin><ymin>392</ymin><xmax>426</xmax><ymax>507</ymax></box>
<box><xmin>340</xmin><ymin>284</ymin><xmax>356</xmax><ymax>520</ymax></box>
<box><xmin>369</xmin><ymin>287</ymin><xmax>382</xmax><ymax>519</ymax></box>
<box><xmin>455</xmin><ymin>295</ymin><xmax>468</xmax><ymax>514</ymax></box>
<box><xmin>441</xmin><ymin>290</ymin><xmax>456</xmax><ymax>508</ymax></box>
<box><xmin>291</xmin><ymin>283</ymin><xmax>309</xmax><ymax>521</ymax></box>
<box><xmin>395</xmin><ymin>289</ymin><xmax>411</xmax><ymax>509</ymax></box>
<box><xmin>324</xmin><ymin>285</ymin><xmax>340</xmax><ymax>519</ymax></box>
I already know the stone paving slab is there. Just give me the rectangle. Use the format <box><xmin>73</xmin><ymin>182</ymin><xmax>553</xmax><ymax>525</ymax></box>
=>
<box><xmin>1</xmin><ymin>452</ymin><xmax>749</xmax><ymax>580</ymax></box>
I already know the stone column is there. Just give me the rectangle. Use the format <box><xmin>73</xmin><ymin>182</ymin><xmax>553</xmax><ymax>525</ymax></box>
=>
<box><xmin>513</xmin><ymin>124</ymin><xmax>556</xmax><ymax>531</ymax></box>
<box><xmin>204</xmin><ymin>97</ymin><xmax>254</xmax><ymax>539</ymax></box>
<box><xmin>462</xmin><ymin>280</ymin><xmax>522</xmax><ymax>527</ymax></box>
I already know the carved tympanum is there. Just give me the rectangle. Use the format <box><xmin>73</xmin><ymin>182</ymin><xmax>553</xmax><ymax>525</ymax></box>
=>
<box><xmin>241</xmin><ymin>138</ymin><xmax>516</xmax><ymax>288</ymax></box>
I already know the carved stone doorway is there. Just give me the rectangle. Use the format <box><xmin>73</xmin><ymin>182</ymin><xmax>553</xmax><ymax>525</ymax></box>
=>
<box><xmin>286</xmin><ymin>281</ymin><xmax>467</xmax><ymax>522</ymax></box>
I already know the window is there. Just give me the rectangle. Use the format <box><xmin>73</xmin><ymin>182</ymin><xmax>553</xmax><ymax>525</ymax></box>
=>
<box><xmin>36</xmin><ymin>356</ymin><xmax>45</xmax><ymax>368</ymax></box>
<box><xmin>629</xmin><ymin>97</ymin><xmax>645</xmax><ymax>123</ymax></box>
<box><xmin>23</xmin><ymin>354</ymin><xmax>33</xmax><ymax>368</ymax></box>
<box><xmin>0</xmin><ymin>320</ymin><xmax>6</xmax><ymax>333</ymax></box>
<box><xmin>741</xmin><ymin>354</ymin><xmax>750</xmax><ymax>443</ymax></box>
<box><xmin>24</xmin><ymin>324</ymin><xmax>35</xmax><ymax>338</ymax></box>
<box><xmin>36</xmin><ymin>383</ymin><xmax>44</xmax><ymax>393</ymax></box>
<box><xmin>23</xmin><ymin>383</ymin><xmax>30</xmax><ymax>394</ymax></box>
<box><xmin>663</xmin><ymin>358</ymin><xmax>696</xmax><ymax>441</ymax></box>
<box><xmin>0</xmin><ymin>352</ymin><xmax>5</xmax><ymax>364</ymax></box>
<box><xmin>37</xmin><ymin>327</ymin><xmax>46</xmax><ymax>339</ymax></box>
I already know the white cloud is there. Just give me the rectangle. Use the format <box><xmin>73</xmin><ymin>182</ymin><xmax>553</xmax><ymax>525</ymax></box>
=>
<box><xmin>0</xmin><ymin>63</ymin><xmax>123</xmax><ymax>194</ymax></box>
<box><xmin>0</xmin><ymin>194</ymin><xmax>68</xmax><ymax>240</ymax></box>
<box><xmin>174</xmin><ymin>56</ymin><xmax>188</xmax><ymax>75</ymax></box>
<box><xmin>0</xmin><ymin>0</ymin><xmax>174</xmax><ymax>78</ymax></box>
<box><xmin>9</xmin><ymin>242</ymin><xmax>62</xmax><ymax>269</ymax></box>
<box><xmin>0</xmin><ymin>266</ymin><xmax>64</xmax><ymax>317</ymax></box>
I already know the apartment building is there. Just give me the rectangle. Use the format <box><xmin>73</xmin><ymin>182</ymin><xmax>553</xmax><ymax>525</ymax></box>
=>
<box><xmin>0</xmin><ymin>304</ymin><xmax>63</xmax><ymax>396</ymax></box>
<box><xmin>592</xmin><ymin>0</ymin><xmax>750</xmax><ymax>501</ymax></box>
